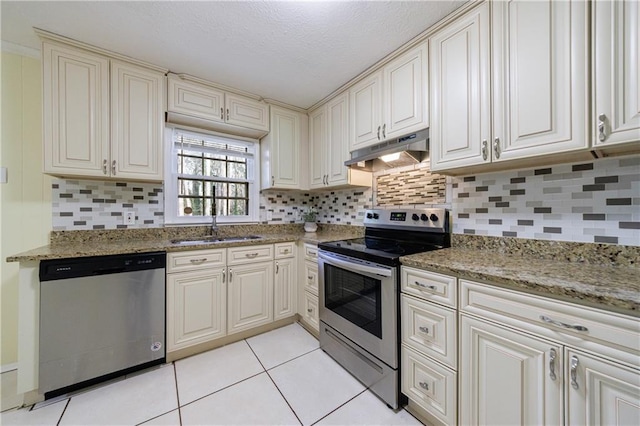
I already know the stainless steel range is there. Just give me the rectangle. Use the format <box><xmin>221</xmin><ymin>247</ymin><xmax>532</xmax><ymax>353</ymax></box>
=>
<box><xmin>318</xmin><ymin>208</ymin><xmax>450</xmax><ymax>409</ymax></box>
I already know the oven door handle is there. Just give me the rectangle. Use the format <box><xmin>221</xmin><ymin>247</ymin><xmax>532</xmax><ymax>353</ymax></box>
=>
<box><xmin>318</xmin><ymin>251</ymin><xmax>393</xmax><ymax>278</ymax></box>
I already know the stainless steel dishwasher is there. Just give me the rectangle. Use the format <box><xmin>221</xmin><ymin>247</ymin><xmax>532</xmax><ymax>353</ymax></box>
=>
<box><xmin>39</xmin><ymin>252</ymin><xmax>166</xmax><ymax>398</ymax></box>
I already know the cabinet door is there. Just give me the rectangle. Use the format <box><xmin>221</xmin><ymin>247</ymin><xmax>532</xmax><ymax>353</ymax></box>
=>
<box><xmin>460</xmin><ymin>315</ymin><xmax>563</xmax><ymax>426</ymax></box>
<box><xmin>593</xmin><ymin>0</ymin><xmax>640</xmax><ymax>148</ymax></box>
<box><xmin>167</xmin><ymin>75</ymin><xmax>224</xmax><ymax>122</ymax></box>
<box><xmin>225</xmin><ymin>93</ymin><xmax>269</xmax><ymax>132</ymax></box>
<box><xmin>167</xmin><ymin>268</ymin><xmax>226</xmax><ymax>352</ymax></box>
<box><xmin>303</xmin><ymin>260</ymin><xmax>319</xmax><ymax>296</ymax></box>
<box><xmin>326</xmin><ymin>92</ymin><xmax>350</xmax><ymax>186</ymax></box>
<box><xmin>492</xmin><ymin>0</ymin><xmax>588</xmax><ymax>161</ymax></box>
<box><xmin>43</xmin><ymin>42</ymin><xmax>109</xmax><ymax>176</ymax></box>
<box><xmin>110</xmin><ymin>60</ymin><xmax>164</xmax><ymax>180</ymax></box>
<box><xmin>566</xmin><ymin>348</ymin><xmax>640</xmax><ymax>426</ymax></box>
<box><xmin>383</xmin><ymin>43</ymin><xmax>428</xmax><ymax>139</ymax></box>
<box><xmin>227</xmin><ymin>261</ymin><xmax>273</xmax><ymax>335</ymax></box>
<box><xmin>309</xmin><ymin>106</ymin><xmax>327</xmax><ymax>189</ymax></box>
<box><xmin>302</xmin><ymin>291</ymin><xmax>319</xmax><ymax>332</ymax></box>
<box><xmin>349</xmin><ymin>72</ymin><xmax>382</xmax><ymax>151</ymax></box>
<box><xmin>274</xmin><ymin>258</ymin><xmax>297</xmax><ymax>321</ymax></box>
<box><xmin>266</xmin><ymin>106</ymin><xmax>300</xmax><ymax>189</ymax></box>
<box><xmin>429</xmin><ymin>3</ymin><xmax>491</xmax><ymax>172</ymax></box>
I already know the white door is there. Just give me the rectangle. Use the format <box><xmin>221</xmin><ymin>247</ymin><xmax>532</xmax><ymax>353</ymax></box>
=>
<box><xmin>167</xmin><ymin>268</ymin><xmax>226</xmax><ymax>352</ymax></box>
<box><xmin>167</xmin><ymin>75</ymin><xmax>225</xmax><ymax>123</ymax></box>
<box><xmin>110</xmin><ymin>60</ymin><xmax>164</xmax><ymax>180</ymax></box>
<box><xmin>566</xmin><ymin>348</ymin><xmax>640</xmax><ymax>426</ymax></box>
<box><xmin>326</xmin><ymin>92</ymin><xmax>350</xmax><ymax>186</ymax></box>
<box><xmin>593</xmin><ymin>0</ymin><xmax>640</xmax><ymax>148</ymax></box>
<box><xmin>492</xmin><ymin>0</ymin><xmax>589</xmax><ymax>161</ymax></box>
<box><xmin>43</xmin><ymin>42</ymin><xmax>109</xmax><ymax>176</ymax></box>
<box><xmin>227</xmin><ymin>261</ymin><xmax>274</xmax><ymax>335</ymax></box>
<box><xmin>383</xmin><ymin>43</ymin><xmax>428</xmax><ymax>139</ymax></box>
<box><xmin>225</xmin><ymin>93</ymin><xmax>269</xmax><ymax>132</ymax></box>
<box><xmin>269</xmin><ymin>106</ymin><xmax>300</xmax><ymax>189</ymax></box>
<box><xmin>429</xmin><ymin>3</ymin><xmax>491</xmax><ymax>172</ymax></box>
<box><xmin>309</xmin><ymin>106</ymin><xmax>327</xmax><ymax>189</ymax></box>
<box><xmin>274</xmin><ymin>258</ymin><xmax>297</xmax><ymax>321</ymax></box>
<box><xmin>460</xmin><ymin>315</ymin><xmax>563</xmax><ymax>426</ymax></box>
<box><xmin>349</xmin><ymin>72</ymin><xmax>382</xmax><ymax>151</ymax></box>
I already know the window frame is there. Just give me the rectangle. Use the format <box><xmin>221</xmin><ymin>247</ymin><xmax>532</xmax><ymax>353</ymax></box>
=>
<box><xmin>163</xmin><ymin>126</ymin><xmax>261</xmax><ymax>225</ymax></box>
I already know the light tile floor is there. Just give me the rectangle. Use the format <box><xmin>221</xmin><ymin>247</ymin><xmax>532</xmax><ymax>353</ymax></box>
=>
<box><xmin>1</xmin><ymin>323</ymin><xmax>422</xmax><ymax>426</ymax></box>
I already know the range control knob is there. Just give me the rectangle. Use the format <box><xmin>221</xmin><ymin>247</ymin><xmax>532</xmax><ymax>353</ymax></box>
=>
<box><xmin>366</xmin><ymin>213</ymin><xmax>373</xmax><ymax>219</ymax></box>
<box><xmin>430</xmin><ymin>214</ymin><xmax>439</xmax><ymax>222</ymax></box>
<box><xmin>420</xmin><ymin>214</ymin><xmax>428</xmax><ymax>221</ymax></box>
<box><xmin>373</xmin><ymin>213</ymin><xmax>379</xmax><ymax>219</ymax></box>
<box><xmin>412</xmin><ymin>213</ymin><xmax>420</xmax><ymax>221</ymax></box>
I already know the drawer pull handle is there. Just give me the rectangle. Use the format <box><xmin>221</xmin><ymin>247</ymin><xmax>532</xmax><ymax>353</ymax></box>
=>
<box><xmin>549</xmin><ymin>348</ymin><xmax>557</xmax><ymax>381</ymax></box>
<box><xmin>570</xmin><ymin>355</ymin><xmax>579</xmax><ymax>389</ymax></box>
<box><xmin>419</xmin><ymin>382</ymin><xmax>429</xmax><ymax>391</ymax></box>
<box><xmin>540</xmin><ymin>315</ymin><xmax>588</xmax><ymax>332</ymax></box>
<box><xmin>307</xmin><ymin>308</ymin><xmax>313</xmax><ymax>313</ymax></box>
<box><xmin>284</xmin><ymin>249</ymin><xmax>290</xmax><ymax>254</ymax></box>
<box><xmin>414</xmin><ymin>281</ymin><xmax>437</xmax><ymax>291</ymax></box>
<box><xmin>418</xmin><ymin>326</ymin><xmax>429</xmax><ymax>334</ymax></box>
<box><xmin>190</xmin><ymin>258</ymin><xmax>208</xmax><ymax>264</ymax></box>
<box><xmin>245</xmin><ymin>253</ymin><xmax>259</xmax><ymax>258</ymax></box>
<box><xmin>308</xmin><ymin>276</ymin><xmax>313</xmax><ymax>280</ymax></box>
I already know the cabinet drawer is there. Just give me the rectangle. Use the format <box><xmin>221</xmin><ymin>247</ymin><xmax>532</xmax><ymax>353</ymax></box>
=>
<box><xmin>227</xmin><ymin>244</ymin><xmax>274</xmax><ymax>266</ymax></box>
<box><xmin>401</xmin><ymin>267</ymin><xmax>457</xmax><ymax>308</ymax></box>
<box><xmin>304</xmin><ymin>260</ymin><xmax>319</xmax><ymax>296</ymax></box>
<box><xmin>304</xmin><ymin>244</ymin><xmax>318</xmax><ymax>261</ymax></box>
<box><xmin>274</xmin><ymin>242</ymin><xmax>296</xmax><ymax>259</ymax></box>
<box><xmin>401</xmin><ymin>294</ymin><xmax>457</xmax><ymax>369</ymax></box>
<box><xmin>460</xmin><ymin>280</ymin><xmax>640</xmax><ymax>367</ymax></box>
<box><xmin>302</xmin><ymin>291</ymin><xmax>319</xmax><ymax>331</ymax></box>
<box><xmin>402</xmin><ymin>345</ymin><xmax>457</xmax><ymax>426</ymax></box>
<box><xmin>167</xmin><ymin>249</ymin><xmax>226</xmax><ymax>273</ymax></box>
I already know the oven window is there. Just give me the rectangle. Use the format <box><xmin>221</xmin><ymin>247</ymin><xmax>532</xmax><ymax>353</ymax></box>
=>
<box><xmin>324</xmin><ymin>264</ymin><xmax>382</xmax><ymax>339</ymax></box>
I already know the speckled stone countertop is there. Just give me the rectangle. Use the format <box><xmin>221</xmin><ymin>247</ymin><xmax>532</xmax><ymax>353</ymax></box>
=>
<box><xmin>6</xmin><ymin>224</ymin><xmax>364</xmax><ymax>262</ymax></box>
<box><xmin>401</xmin><ymin>238</ymin><xmax>640</xmax><ymax>316</ymax></box>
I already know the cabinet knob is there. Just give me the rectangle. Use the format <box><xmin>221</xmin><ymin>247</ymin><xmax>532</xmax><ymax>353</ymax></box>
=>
<box><xmin>419</xmin><ymin>382</ymin><xmax>429</xmax><ymax>391</ymax></box>
<box><xmin>418</xmin><ymin>326</ymin><xmax>429</xmax><ymax>334</ymax></box>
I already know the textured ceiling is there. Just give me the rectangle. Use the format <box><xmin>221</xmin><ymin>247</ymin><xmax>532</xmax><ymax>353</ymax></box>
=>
<box><xmin>1</xmin><ymin>1</ymin><xmax>466</xmax><ymax>109</ymax></box>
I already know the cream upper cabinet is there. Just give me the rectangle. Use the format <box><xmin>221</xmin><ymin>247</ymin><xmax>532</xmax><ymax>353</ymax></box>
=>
<box><xmin>460</xmin><ymin>315</ymin><xmax>563</xmax><ymax>425</ymax></box>
<box><xmin>43</xmin><ymin>42</ymin><xmax>110</xmax><ymax>177</ymax></box>
<box><xmin>491</xmin><ymin>0</ymin><xmax>588</xmax><ymax>162</ymax></box>
<box><xmin>350</xmin><ymin>43</ymin><xmax>428</xmax><ymax>151</ymax></box>
<box><xmin>592</xmin><ymin>0</ymin><xmax>640</xmax><ymax>151</ymax></box>
<box><xmin>167</xmin><ymin>74</ymin><xmax>269</xmax><ymax>137</ymax></box>
<box><xmin>310</xmin><ymin>92</ymin><xmax>371</xmax><ymax>189</ymax></box>
<box><xmin>429</xmin><ymin>3</ymin><xmax>491</xmax><ymax>172</ymax></box>
<box><xmin>42</xmin><ymin>40</ymin><xmax>165</xmax><ymax>181</ymax></box>
<box><xmin>110</xmin><ymin>60</ymin><xmax>164</xmax><ymax>180</ymax></box>
<box><xmin>261</xmin><ymin>105</ymin><xmax>308</xmax><ymax>190</ymax></box>
<box><xmin>430</xmin><ymin>0</ymin><xmax>589</xmax><ymax>173</ymax></box>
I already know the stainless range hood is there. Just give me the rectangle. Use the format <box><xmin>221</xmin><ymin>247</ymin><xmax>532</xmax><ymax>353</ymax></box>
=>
<box><xmin>345</xmin><ymin>128</ymin><xmax>429</xmax><ymax>171</ymax></box>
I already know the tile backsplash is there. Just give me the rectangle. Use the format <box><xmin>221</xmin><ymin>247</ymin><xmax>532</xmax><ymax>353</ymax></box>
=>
<box><xmin>375</xmin><ymin>162</ymin><xmax>447</xmax><ymax>206</ymax></box>
<box><xmin>451</xmin><ymin>155</ymin><xmax>640</xmax><ymax>246</ymax></box>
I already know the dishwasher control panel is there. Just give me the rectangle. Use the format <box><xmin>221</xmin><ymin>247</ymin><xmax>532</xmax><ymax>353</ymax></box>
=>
<box><xmin>40</xmin><ymin>252</ymin><xmax>166</xmax><ymax>281</ymax></box>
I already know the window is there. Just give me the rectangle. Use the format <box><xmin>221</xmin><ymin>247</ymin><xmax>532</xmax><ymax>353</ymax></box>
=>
<box><xmin>164</xmin><ymin>128</ymin><xmax>259</xmax><ymax>224</ymax></box>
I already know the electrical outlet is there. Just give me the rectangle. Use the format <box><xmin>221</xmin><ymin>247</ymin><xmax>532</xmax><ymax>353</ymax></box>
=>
<box><xmin>124</xmin><ymin>211</ymin><xmax>136</xmax><ymax>225</ymax></box>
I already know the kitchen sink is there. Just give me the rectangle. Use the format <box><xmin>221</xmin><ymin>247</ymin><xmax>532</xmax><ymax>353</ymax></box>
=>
<box><xmin>170</xmin><ymin>235</ymin><xmax>262</xmax><ymax>245</ymax></box>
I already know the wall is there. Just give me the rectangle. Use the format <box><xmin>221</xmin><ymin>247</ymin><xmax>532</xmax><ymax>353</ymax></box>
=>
<box><xmin>0</xmin><ymin>52</ymin><xmax>51</xmax><ymax>367</ymax></box>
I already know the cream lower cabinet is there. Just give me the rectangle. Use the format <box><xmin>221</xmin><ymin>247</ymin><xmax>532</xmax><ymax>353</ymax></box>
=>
<box><xmin>227</xmin><ymin>261</ymin><xmax>274</xmax><ymax>335</ymax></box>
<box><xmin>298</xmin><ymin>243</ymin><xmax>319</xmax><ymax>333</ymax></box>
<box><xmin>274</xmin><ymin>242</ymin><xmax>297</xmax><ymax>321</ymax></box>
<box><xmin>460</xmin><ymin>279</ymin><xmax>640</xmax><ymax>426</ymax></box>
<box><xmin>167</xmin><ymin>249</ymin><xmax>227</xmax><ymax>352</ymax></box>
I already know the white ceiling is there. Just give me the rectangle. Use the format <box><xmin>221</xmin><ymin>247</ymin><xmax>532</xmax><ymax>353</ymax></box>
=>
<box><xmin>1</xmin><ymin>1</ymin><xmax>466</xmax><ymax>109</ymax></box>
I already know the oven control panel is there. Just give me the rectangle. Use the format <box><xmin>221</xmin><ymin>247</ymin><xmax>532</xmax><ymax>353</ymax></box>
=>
<box><xmin>364</xmin><ymin>208</ymin><xmax>448</xmax><ymax>232</ymax></box>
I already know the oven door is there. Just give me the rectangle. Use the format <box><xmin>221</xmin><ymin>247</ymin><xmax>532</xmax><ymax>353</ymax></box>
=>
<box><xmin>318</xmin><ymin>250</ymin><xmax>398</xmax><ymax>368</ymax></box>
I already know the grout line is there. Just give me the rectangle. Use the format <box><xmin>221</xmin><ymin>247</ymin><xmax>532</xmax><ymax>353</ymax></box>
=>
<box><xmin>309</xmin><ymin>389</ymin><xmax>367</xmax><ymax>426</ymax></box>
<box><xmin>55</xmin><ymin>398</ymin><xmax>70</xmax><ymax>426</ymax></box>
<box><xmin>134</xmin><ymin>408</ymin><xmax>179</xmax><ymax>426</ymax></box>
<box><xmin>177</xmin><ymin>370</ymin><xmax>265</xmax><ymax>409</ymax></box>
<box><xmin>245</xmin><ymin>337</ymin><xmax>268</xmax><ymax>372</ymax></box>
<box><xmin>264</xmin><ymin>347</ymin><xmax>320</xmax><ymax>372</ymax></box>
<box><xmin>172</xmin><ymin>363</ymin><xmax>183</xmax><ymax>425</ymax></box>
<box><xmin>264</xmin><ymin>369</ymin><xmax>303</xmax><ymax>426</ymax></box>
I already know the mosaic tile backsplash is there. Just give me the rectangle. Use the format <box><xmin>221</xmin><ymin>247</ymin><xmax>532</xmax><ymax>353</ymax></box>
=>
<box><xmin>451</xmin><ymin>155</ymin><xmax>640</xmax><ymax>246</ymax></box>
<box><xmin>52</xmin><ymin>180</ymin><xmax>164</xmax><ymax>230</ymax></box>
<box><xmin>375</xmin><ymin>161</ymin><xmax>446</xmax><ymax>206</ymax></box>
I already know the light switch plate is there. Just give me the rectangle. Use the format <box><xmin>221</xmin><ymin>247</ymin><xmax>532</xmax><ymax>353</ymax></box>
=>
<box><xmin>0</xmin><ymin>167</ymin><xmax>7</xmax><ymax>184</ymax></box>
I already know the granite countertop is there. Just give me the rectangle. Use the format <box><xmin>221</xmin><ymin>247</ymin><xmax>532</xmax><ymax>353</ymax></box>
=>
<box><xmin>401</xmin><ymin>247</ymin><xmax>640</xmax><ymax>316</ymax></box>
<box><xmin>6</xmin><ymin>225</ymin><xmax>362</xmax><ymax>262</ymax></box>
